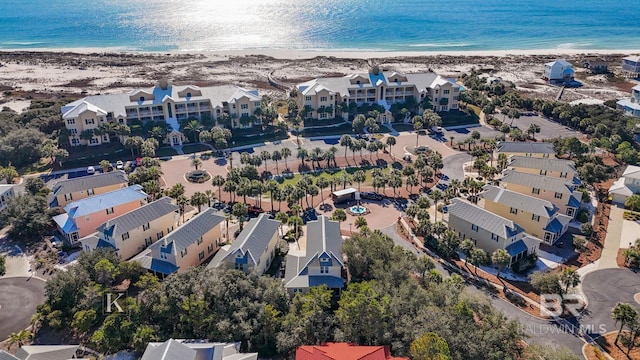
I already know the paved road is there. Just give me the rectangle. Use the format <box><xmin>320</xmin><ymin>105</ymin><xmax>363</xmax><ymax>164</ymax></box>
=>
<box><xmin>440</xmin><ymin>152</ymin><xmax>472</xmax><ymax>182</ymax></box>
<box><xmin>581</xmin><ymin>268</ymin><xmax>640</xmax><ymax>337</ymax></box>
<box><xmin>0</xmin><ymin>277</ymin><xmax>46</xmax><ymax>340</ymax></box>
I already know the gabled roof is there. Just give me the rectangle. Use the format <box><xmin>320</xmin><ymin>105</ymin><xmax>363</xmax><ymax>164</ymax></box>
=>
<box><xmin>622</xmin><ymin>165</ymin><xmax>640</xmax><ymax>180</ymax></box>
<box><xmin>508</xmin><ymin>156</ymin><xmax>575</xmax><ymax>173</ymax></box>
<box><xmin>96</xmin><ymin>197</ymin><xmax>178</xmax><ymax>240</ymax></box>
<box><xmin>609</xmin><ymin>177</ymin><xmax>635</xmax><ymax>197</ymax></box>
<box><xmin>141</xmin><ymin>339</ymin><xmax>196</xmax><ymax>360</ymax></box>
<box><xmin>481</xmin><ymin>185</ymin><xmax>557</xmax><ymax>218</ymax></box>
<box><xmin>207</xmin><ymin>213</ymin><xmax>280</xmax><ymax>269</ymax></box>
<box><xmin>500</xmin><ymin>170</ymin><xmax>574</xmax><ymax>194</ymax></box>
<box><xmin>496</xmin><ymin>141</ymin><xmax>555</xmax><ymax>155</ymax></box>
<box><xmin>505</xmin><ymin>239</ymin><xmax>528</xmax><ymax>257</ymax></box>
<box><xmin>14</xmin><ymin>345</ymin><xmax>79</xmax><ymax>360</ymax></box>
<box><xmin>623</xmin><ymin>55</ymin><xmax>640</xmax><ymax>63</ymax></box>
<box><xmin>62</xmin><ymin>101</ymin><xmax>107</xmax><ymax>119</ymax></box>
<box><xmin>149</xmin><ymin>208</ymin><xmax>224</xmax><ymax>254</ymax></box>
<box><xmin>447</xmin><ymin>198</ymin><xmax>524</xmax><ymax>239</ymax></box>
<box><xmin>0</xmin><ymin>351</ymin><xmax>19</xmax><ymax>360</ymax></box>
<box><xmin>296</xmin><ymin>342</ymin><xmax>407</xmax><ymax>360</ymax></box>
<box><xmin>141</xmin><ymin>339</ymin><xmax>257</xmax><ymax>360</ymax></box>
<box><xmin>545</xmin><ymin>59</ymin><xmax>572</xmax><ymax>67</ymax></box>
<box><xmin>62</xmin><ymin>184</ymin><xmax>146</xmax><ymax>218</ymax></box>
<box><xmin>0</xmin><ymin>184</ymin><xmax>14</xmax><ymax>196</ymax></box>
<box><xmin>51</xmin><ymin>171</ymin><xmax>128</xmax><ymax>196</ymax></box>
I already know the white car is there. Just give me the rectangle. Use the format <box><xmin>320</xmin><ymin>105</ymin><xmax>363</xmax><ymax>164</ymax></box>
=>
<box><xmin>87</xmin><ymin>166</ymin><xmax>96</xmax><ymax>175</ymax></box>
<box><xmin>116</xmin><ymin>160</ymin><xmax>124</xmax><ymax>170</ymax></box>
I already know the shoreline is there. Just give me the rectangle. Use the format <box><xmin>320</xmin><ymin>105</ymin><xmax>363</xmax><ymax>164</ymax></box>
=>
<box><xmin>1</xmin><ymin>47</ymin><xmax>639</xmax><ymax>59</ymax></box>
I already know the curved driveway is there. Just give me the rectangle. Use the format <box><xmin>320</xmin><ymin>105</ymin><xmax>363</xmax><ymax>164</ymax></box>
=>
<box><xmin>0</xmin><ymin>277</ymin><xmax>46</xmax><ymax>340</ymax></box>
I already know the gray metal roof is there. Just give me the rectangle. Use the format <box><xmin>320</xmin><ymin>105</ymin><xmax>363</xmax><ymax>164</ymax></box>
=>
<box><xmin>496</xmin><ymin>141</ymin><xmax>555</xmax><ymax>154</ymax></box>
<box><xmin>52</xmin><ymin>171</ymin><xmax>128</xmax><ymax>196</ymax></box>
<box><xmin>305</xmin><ymin>216</ymin><xmax>343</xmax><ymax>265</ymax></box>
<box><xmin>447</xmin><ymin>198</ymin><xmax>524</xmax><ymax>239</ymax></box>
<box><xmin>207</xmin><ymin>213</ymin><xmax>279</xmax><ymax>268</ymax></box>
<box><xmin>96</xmin><ymin>197</ymin><xmax>178</xmax><ymax>239</ymax></box>
<box><xmin>500</xmin><ymin>170</ymin><xmax>574</xmax><ymax>194</ymax></box>
<box><xmin>481</xmin><ymin>185</ymin><xmax>557</xmax><ymax>218</ymax></box>
<box><xmin>14</xmin><ymin>345</ymin><xmax>79</xmax><ymax>360</ymax></box>
<box><xmin>141</xmin><ymin>339</ymin><xmax>196</xmax><ymax>360</ymax></box>
<box><xmin>0</xmin><ymin>351</ymin><xmax>19</xmax><ymax>360</ymax></box>
<box><xmin>508</xmin><ymin>156</ymin><xmax>575</xmax><ymax>173</ymax></box>
<box><xmin>149</xmin><ymin>208</ymin><xmax>224</xmax><ymax>254</ymax></box>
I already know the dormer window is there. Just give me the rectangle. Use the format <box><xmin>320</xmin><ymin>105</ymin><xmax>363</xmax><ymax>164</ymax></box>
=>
<box><xmin>186</xmin><ymin>92</ymin><xmax>191</xmax><ymax>98</ymax></box>
<box><xmin>236</xmin><ymin>252</ymin><xmax>242</xmax><ymax>258</ymax></box>
<box><xmin>139</xmin><ymin>96</ymin><xmax>145</xmax><ymax>102</ymax></box>
<box><xmin>356</xmin><ymin>80</ymin><xmax>361</xmax><ymax>85</ymax></box>
<box><xmin>320</xmin><ymin>257</ymin><xmax>329</xmax><ymax>263</ymax></box>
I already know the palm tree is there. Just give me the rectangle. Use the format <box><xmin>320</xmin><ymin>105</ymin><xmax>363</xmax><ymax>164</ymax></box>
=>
<box><xmin>366</xmin><ymin>141</ymin><xmax>378</xmax><ymax>162</ymax></box>
<box><xmin>191</xmin><ymin>157</ymin><xmax>203</xmax><ymax>170</ymax></box>
<box><xmin>223</xmin><ymin>180</ymin><xmax>237</xmax><ymax>203</ymax></box>
<box><xmin>204</xmin><ymin>189</ymin><xmax>215</xmax><ymax>207</ymax></box>
<box><xmin>352</xmin><ymin>170</ymin><xmax>366</xmax><ymax>192</ymax></box>
<box><xmin>281</xmin><ymin>147</ymin><xmax>292</xmax><ymax>171</ymax></box>
<box><xmin>413</xmin><ymin>121</ymin><xmax>423</xmax><ymax>147</ymax></box>
<box><xmin>212</xmin><ymin>175</ymin><xmax>225</xmax><ymax>202</ymax></box>
<box><xmin>491</xmin><ymin>249</ymin><xmax>511</xmax><ymax>279</ymax></box>
<box><xmin>317</xmin><ymin>177</ymin><xmax>330</xmax><ymax>205</ymax></box>
<box><xmin>260</xmin><ymin>150</ymin><xmax>271</xmax><ymax>172</ymax></box>
<box><xmin>385</xmin><ymin>136</ymin><xmax>396</xmax><ymax>153</ymax></box>
<box><xmin>297</xmin><ymin>148</ymin><xmax>308</xmax><ymax>164</ymax></box>
<box><xmin>560</xmin><ymin>268</ymin><xmax>581</xmax><ymax>295</ymax></box>
<box><xmin>275</xmin><ymin>211</ymin><xmax>289</xmax><ymax>236</ymax></box>
<box><xmin>470</xmin><ymin>248</ymin><xmax>488</xmax><ymax>275</ymax></box>
<box><xmin>8</xmin><ymin>329</ymin><xmax>31</xmax><ymax>349</ymax></box>
<box><xmin>612</xmin><ymin>303</ymin><xmax>639</xmax><ymax>345</ymax></box>
<box><xmin>182</xmin><ymin>120</ymin><xmax>202</xmax><ymax>142</ymax></box>
<box><xmin>431</xmin><ymin>189</ymin><xmax>443</xmax><ymax>222</ymax></box>
<box><xmin>340</xmin><ymin>134</ymin><xmax>352</xmax><ymax>161</ymax></box>
<box><xmin>271</xmin><ymin>150</ymin><xmax>282</xmax><ymax>174</ymax></box>
<box><xmin>190</xmin><ymin>191</ymin><xmax>208</xmax><ymax>212</ymax></box>
<box><xmin>325</xmin><ymin>146</ymin><xmax>337</xmax><ymax>168</ymax></box>
<box><xmin>528</xmin><ymin>123</ymin><xmax>541</xmax><ymax>140</ymax></box>
<box><xmin>388</xmin><ymin>171</ymin><xmax>403</xmax><ymax>198</ymax></box>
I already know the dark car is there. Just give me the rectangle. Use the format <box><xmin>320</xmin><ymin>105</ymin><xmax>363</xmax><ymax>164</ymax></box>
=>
<box><xmin>361</xmin><ymin>191</ymin><xmax>383</xmax><ymax>201</ymax></box>
<box><xmin>248</xmin><ymin>206</ymin><xmax>264</xmax><ymax>215</ymax></box>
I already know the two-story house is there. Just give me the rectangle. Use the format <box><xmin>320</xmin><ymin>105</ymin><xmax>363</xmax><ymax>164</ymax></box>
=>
<box><xmin>480</xmin><ymin>185</ymin><xmax>572</xmax><ymax>245</ymax></box>
<box><xmin>296</xmin><ymin>70</ymin><xmax>460</xmax><ymax>122</ymax></box>
<box><xmin>80</xmin><ymin>197</ymin><xmax>179</xmax><ymax>260</ymax></box>
<box><xmin>53</xmin><ymin>185</ymin><xmax>147</xmax><ymax>244</ymax></box>
<box><xmin>616</xmin><ymin>84</ymin><xmax>640</xmax><ymax>117</ymax></box>
<box><xmin>494</xmin><ymin>141</ymin><xmax>556</xmax><ymax>160</ymax></box>
<box><xmin>48</xmin><ymin>170</ymin><xmax>129</xmax><ymax>208</ymax></box>
<box><xmin>131</xmin><ymin>208</ymin><xmax>225</xmax><ymax>278</ymax></box>
<box><xmin>609</xmin><ymin>165</ymin><xmax>640</xmax><ymax>205</ymax></box>
<box><xmin>61</xmin><ymin>81</ymin><xmax>262</xmax><ymax>147</ymax></box>
<box><xmin>622</xmin><ymin>55</ymin><xmax>640</xmax><ymax>78</ymax></box>
<box><xmin>284</xmin><ymin>216</ymin><xmax>345</xmax><ymax>295</ymax></box>
<box><xmin>506</xmin><ymin>156</ymin><xmax>580</xmax><ymax>185</ymax></box>
<box><xmin>0</xmin><ymin>184</ymin><xmax>15</xmax><ymax>211</ymax></box>
<box><xmin>446</xmin><ymin>198</ymin><xmax>541</xmax><ymax>265</ymax></box>
<box><xmin>543</xmin><ymin>59</ymin><xmax>574</xmax><ymax>83</ymax></box>
<box><xmin>0</xmin><ymin>345</ymin><xmax>84</xmax><ymax>360</ymax></box>
<box><xmin>499</xmin><ymin>170</ymin><xmax>580</xmax><ymax>218</ymax></box>
<box><xmin>207</xmin><ymin>213</ymin><xmax>280</xmax><ymax>275</ymax></box>
<box><xmin>141</xmin><ymin>339</ymin><xmax>257</xmax><ymax>360</ymax></box>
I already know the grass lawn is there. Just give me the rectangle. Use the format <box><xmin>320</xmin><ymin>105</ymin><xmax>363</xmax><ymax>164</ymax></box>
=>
<box><xmin>391</xmin><ymin>123</ymin><xmax>415</xmax><ymax>132</ymax></box>
<box><xmin>156</xmin><ymin>147</ymin><xmax>179</xmax><ymax>157</ymax></box>
<box><xmin>467</xmin><ymin>104</ymin><xmax>482</xmax><ymax>117</ymax></box>
<box><xmin>181</xmin><ymin>143</ymin><xmax>211</xmax><ymax>154</ymax></box>
<box><xmin>231</xmin><ymin>132</ymin><xmax>288</xmax><ymax>147</ymax></box>
<box><xmin>302</xmin><ymin>123</ymin><xmax>354</xmax><ymax>137</ymax></box>
<box><xmin>371</xmin><ymin>126</ymin><xmax>392</xmax><ymax>134</ymax></box>
<box><xmin>440</xmin><ymin>109</ymin><xmax>480</xmax><ymax>127</ymax></box>
<box><xmin>304</xmin><ymin>117</ymin><xmax>345</xmax><ymax>127</ymax></box>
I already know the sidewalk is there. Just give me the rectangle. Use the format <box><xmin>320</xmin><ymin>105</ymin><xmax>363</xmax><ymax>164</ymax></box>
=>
<box><xmin>597</xmin><ymin>206</ymin><xmax>624</xmax><ymax>270</ymax></box>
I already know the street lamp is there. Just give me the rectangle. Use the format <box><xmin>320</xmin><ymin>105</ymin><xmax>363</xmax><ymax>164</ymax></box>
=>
<box><xmin>349</xmin><ymin>223</ymin><xmax>353</xmax><ymax>234</ymax></box>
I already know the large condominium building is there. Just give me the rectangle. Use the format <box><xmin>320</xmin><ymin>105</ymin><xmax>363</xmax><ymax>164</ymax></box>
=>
<box><xmin>296</xmin><ymin>70</ymin><xmax>460</xmax><ymax>122</ymax></box>
<box><xmin>60</xmin><ymin>81</ymin><xmax>262</xmax><ymax>147</ymax></box>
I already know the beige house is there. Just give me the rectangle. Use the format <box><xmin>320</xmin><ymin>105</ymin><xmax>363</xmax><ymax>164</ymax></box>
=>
<box><xmin>80</xmin><ymin>197</ymin><xmax>179</xmax><ymax>260</ymax></box>
<box><xmin>480</xmin><ymin>185</ymin><xmax>572</xmax><ymax>245</ymax></box>
<box><xmin>48</xmin><ymin>170</ymin><xmax>129</xmax><ymax>208</ymax></box>
<box><xmin>61</xmin><ymin>81</ymin><xmax>262</xmax><ymax>147</ymax></box>
<box><xmin>494</xmin><ymin>141</ymin><xmax>556</xmax><ymax>160</ymax></box>
<box><xmin>507</xmin><ymin>156</ymin><xmax>579</xmax><ymax>184</ymax></box>
<box><xmin>0</xmin><ymin>184</ymin><xmax>15</xmax><ymax>212</ymax></box>
<box><xmin>284</xmin><ymin>216</ymin><xmax>345</xmax><ymax>295</ymax></box>
<box><xmin>446</xmin><ymin>198</ymin><xmax>541</xmax><ymax>266</ymax></box>
<box><xmin>296</xmin><ymin>70</ymin><xmax>460</xmax><ymax>122</ymax></box>
<box><xmin>609</xmin><ymin>165</ymin><xmax>640</xmax><ymax>205</ymax></box>
<box><xmin>132</xmin><ymin>208</ymin><xmax>225</xmax><ymax>277</ymax></box>
<box><xmin>52</xmin><ymin>185</ymin><xmax>147</xmax><ymax>244</ymax></box>
<box><xmin>499</xmin><ymin>170</ymin><xmax>580</xmax><ymax>218</ymax></box>
<box><xmin>207</xmin><ymin>213</ymin><xmax>280</xmax><ymax>275</ymax></box>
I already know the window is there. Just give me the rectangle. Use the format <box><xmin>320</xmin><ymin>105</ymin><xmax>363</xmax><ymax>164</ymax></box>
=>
<box><xmin>70</xmin><ymin>129</ymin><xmax>78</xmax><ymax>135</ymax></box>
<box><xmin>65</xmin><ymin>193</ymin><xmax>73</xmax><ymax>201</ymax></box>
<box><xmin>121</xmin><ymin>232</ymin><xmax>129</xmax><ymax>241</ymax></box>
<box><xmin>235</xmin><ymin>263</ymin><xmax>244</xmax><ymax>270</ymax></box>
<box><xmin>186</xmin><ymin>92</ymin><xmax>191</xmax><ymax>98</ymax></box>
<box><xmin>89</xmin><ymin>138</ymin><xmax>99</xmax><ymax>144</ymax></box>
<box><xmin>197</xmin><ymin>236</ymin><xmax>203</xmax><ymax>245</ymax></box>
<box><xmin>254</xmin><ymin>102</ymin><xmax>260</xmax><ymax>107</ymax></box>
<box><xmin>102</xmin><ymin>135</ymin><xmax>109</xmax><ymax>142</ymax></box>
<box><xmin>567</xmin><ymin>208</ymin><xmax>575</xmax><ymax>217</ymax></box>
<box><xmin>139</xmin><ymin>96</ymin><xmax>145</xmax><ymax>102</ymax></box>
<box><xmin>320</xmin><ymin>96</ymin><xmax>327</xmax><ymax>102</ymax></box>
<box><xmin>532</xmin><ymin>188</ymin><xmax>540</xmax><ymax>195</ymax></box>
<box><xmin>198</xmin><ymin>251</ymin><xmax>205</xmax><ymax>261</ymax></box>
<box><xmin>560</xmin><ymin>172</ymin><xmax>567</xmax><ymax>178</ymax></box>
<box><xmin>305</xmin><ymin>96</ymin><xmax>311</xmax><ymax>101</ymax></box>
<box><xmin>180</xmin><ymin>249</ymin><xmax>188</xmax><ymax>257</ymax></box>
<box><xmin>66</xmin><ymin>119</ymin><xmax>75</xmax><ymax>125</ymax></box>
<box><xmin>207</xmin><ymin>244</ymin><xmax>214</xmax><ymax>253</ymax></box>
<box><xmin>71</xmin><ymin>138</ymin><xmax>80</xmax><ymax>145</ymax></box>
<box><xmin>320</xmin><ymin>113</ymin><xmax>328</xmax><ymax>119</ymax></box>
<box><xmin>441</xmin><ymin>105</ymin><xmax>448</xmax><ymax>111</ymax></box>
<box><xmin>85</xmin><ymin>118</ymin><xmax>95</xmax><ymax>125</ymax></box>
<box><xmin>510</xmin><ymin>207</ymin><xmax>518</xmax><ymax>215</ymax></box>
<box><xmin>167</xmin><ymin>226</ymin><xmax>173</xmax><ymax>233</ymax></box>
<box><xmin>320</xmin><ymin>266</ymin><xmax>329</xmax><ymax>274</ymax></box>
<box><xmin>554</xmin><ymin>192</ymin><xmax>563</xmax><ymax>199</ymax></box>
<box><xmin>241</xmin><ymin>112</ymin><xmax>249</xmax><ymax>118</ymax></box>
<box><xmin>540</xmin><ymin>170</ymin><xmax>547</xmax><ymax>175</ymax></box>
<box><xmin>240</xmin><ymin>103</ymin><xmax>248</xmax><ymax>109</ymax></box>
<box><xmin>471</xmin><ymin>224</ymin><xmax>478</xmax><ymax>232</ymax></box>
<box><xmin>532</xmin><ymin>214</ymin><xmax>540</xmax><ymax>222</ymax></box>
<box><xmin>491</xmin><ymin>233</ymin><xmax>499</xmax><ymax>241</ymax></box>
<box><xmin>106</xmin><ymin>207</ymin><xmax>114</xmax><ymax>215</ymax></box>
<box><xmin>87</xmin><ymin>189</ymin><xmax>94</xmax><ymax>195</ymax></box>
<box><xmin>160</xmin><ymin>252</ymin><xmax>167</xmax><ymax>260</ymax></box>
<box><xmin>157</xmin><ymin>231</ymin><xmax>164</xmax><ymax>239</ymax></box>
<box><xmin>443</xmin><ymin>89</ymin><xmax>450</xmax><ymax>95</ymax></box>
<box><xmin>145</xmin><ymin>237</ymin><xmax>152</xmax><ymax>246</ymax></box>
<box><xmin>143</xmin><ymin>223</ymin><xmax>150</xmax><ymax>231</ymax></box>
<box><xmin>320</xmin><ymin>257</ymin><xmax>329</xmax><ymax>263</ymax></box>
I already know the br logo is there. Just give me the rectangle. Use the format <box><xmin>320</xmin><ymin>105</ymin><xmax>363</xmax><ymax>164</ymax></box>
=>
<box><xmin>540</xmin><ymin>294</ymin><xmax>584</xmax><ymax>317</ymax></box>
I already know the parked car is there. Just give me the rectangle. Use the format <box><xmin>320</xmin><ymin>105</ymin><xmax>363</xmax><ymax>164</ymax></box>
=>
<box><xmin>86</xmin><ymin>166</ymin><xmax>96</xmax><ymax>175</ymax></box>
<box><xmin>361</xmin><ymin>191</ymin><xmax>383</xmax><ymax>201</ymax></box>
<box><xmin>248</xmin><ymin>206</ymin><xmax>264</xmax><ymax>215</ymax></box>
<box><xmin>116</xmin><ymin>160</ymin><xmax>124</xmax><ymax>170</ymax></box>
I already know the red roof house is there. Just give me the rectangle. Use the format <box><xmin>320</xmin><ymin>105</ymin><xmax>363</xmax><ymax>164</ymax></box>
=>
<box><xmin>296</xmin><ymin>342</ymin><xmax>408</xmax><ymax>360</ymax></box>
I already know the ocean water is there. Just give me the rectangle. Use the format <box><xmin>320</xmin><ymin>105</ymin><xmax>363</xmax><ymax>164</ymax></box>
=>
<box><xmin>0</xmin><ymin>0</ymin><xmax>638</xmax><ymax>52</ymax></box>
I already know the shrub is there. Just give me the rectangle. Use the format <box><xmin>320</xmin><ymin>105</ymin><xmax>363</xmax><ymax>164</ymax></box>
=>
<box><xmin>576</xmin><ymin>209</ymin><xmax>589</xmax><ymax>223</ymax></box>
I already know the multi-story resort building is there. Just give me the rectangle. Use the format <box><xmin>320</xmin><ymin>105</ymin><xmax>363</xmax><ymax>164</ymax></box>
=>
<box><xmin>446</xmin><ymin>198</ymin><xmax>541</xmax><ymax>266</ymax></box>
<box><xmin>296</xmin><ymin>70</ymin><xmax>461</xmax><ymax>122</ymax></box>
<box><xmin>60</xmin><ymin>81</ymin><xmax>261</xmax><ymax>147</ymax></box>
<box><xmin>132</xmin><ymin>208</ymin><xmax>225</xmax><ymax>278</ymax></box>
<box><xmin>48</xmin><ymin>170</ymin><xmax>129</xmax><ymax>208</ymax></box>
<box><xmin>207</xmin><ymin>213</ymin><xmax>281</xmax><ymax>275</ymax></box>
<box><xmin>616</xmin><ymin>84</ymin><xmax>640</xmax><ymax>117</ymax></box>
<box><xmin>80</xmin><ymin>197</ymin><xmax>179</xmax><ymax>260</ymax></box>
<box><xmin>480</xmin><ymin>185</ymin><xmax>572</xmax><ymax>245</ymax></box>
<box><xmin>53</xmin><ymin>185</ymin><xmax>148</xmax><ymax>244</ymax></box>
